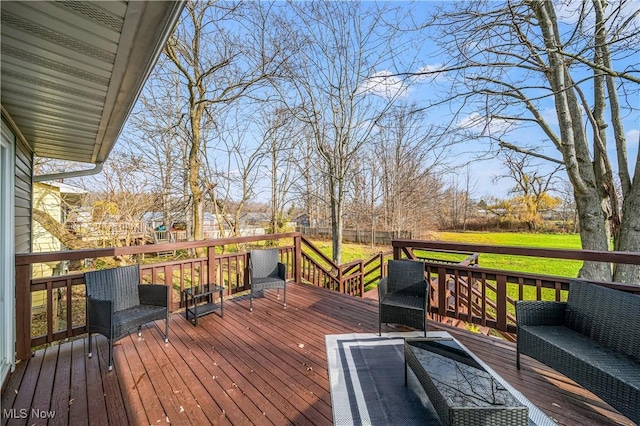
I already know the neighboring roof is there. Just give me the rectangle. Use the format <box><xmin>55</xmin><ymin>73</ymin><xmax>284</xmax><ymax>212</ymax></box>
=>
<box><xmin>38</xmin><ymin>181</ymin><xmax>87</xmax><ymax>195</ymax></box>
<box><xmin>1</xmin><ymin>0</ymin><xmax>185</xmax><ymax>164</ymax></box>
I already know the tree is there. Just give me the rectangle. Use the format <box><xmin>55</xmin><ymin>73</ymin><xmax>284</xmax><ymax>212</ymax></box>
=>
<box><xmin>82</xmin><ymin>152</ymin><xmax>159</xmax><ymax>248</ymax></box>
<box><xmin>417</xmin><ymin>0</ymin><xmax>640</xmax><ymax>282</ymax></box>
<box><xmin>373</xmin><ymin>104</ymin><xmax>447</xmax><ymax>236</ymax></box>
<box><xmin>279</xmin><ymin>2</ymin><xmax>418</xmax><ymax>263</ymax></box>
<box><xmin>261</xmin><ymin>106</ymin><xmax>299</xmax><ymax>235</ymax></box>
<box><xmin>204</xmin><ymin>107</ymin><xmax>267</xmax><ymax>240</ymax></box>
<box><xmin>496</xmin><ymin>150</ymin><xmax>562</xmax><ymax>231</ymax></box>
<box><xmin>161</xmin><ymin>1</ymin><xmax>284</xmax><ymax>254</ymax></box>
<box><xmin>124</xmin><ymin>70</ymin><xmax>189</xmax><ymax>236</ymax></box>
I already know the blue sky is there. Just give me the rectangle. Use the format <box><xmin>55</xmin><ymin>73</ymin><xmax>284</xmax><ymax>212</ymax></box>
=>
<box><xmin>115</xmin><ymin>0</ymin><xmax>639</xmax><ymax>204</ymax></box>
<box><xmin>381</xmin><ymin>0</ymin><xmax>640</xmax><ymax>199</ymax></box>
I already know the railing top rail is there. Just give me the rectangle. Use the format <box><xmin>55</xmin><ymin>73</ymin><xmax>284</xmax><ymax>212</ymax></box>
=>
<box><xmin>300</xmin><ymin>234</ymin><xmax>338</xmax><ymax>269</ymax></box>
<box><xmin>410</xmin><ymin>247</ymin><xmax>476</xmax><ymax>256</ymax></box>
<box><xmin>418</xmin><ymin>259</ymin><xmax>640</xmax><ymax>293</ymax></box>
<box><xmin>16</xmin><ymin>232</ymin><xmax>301</xmax><ymax>265</ymax></box>
<box><xmin>460</xmin><ymin>252</ymin><xmax>480</xmax><ymax>266</ymax></box>
<box><xmin>393</xmin><ymin>239</ymin><xmax>640</xmax><ymax>265</ymax></box>
<box><xmin>341</xmin><ymin>259</ymin><xmax>363</xmax><ymax>270</ymax></box>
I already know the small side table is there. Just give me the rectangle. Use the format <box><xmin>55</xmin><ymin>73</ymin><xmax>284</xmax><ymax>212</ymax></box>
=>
<box><xmin>183</xmin><ymin>283</ymin><xmax>224</xmax><ymax>326</ymax></box>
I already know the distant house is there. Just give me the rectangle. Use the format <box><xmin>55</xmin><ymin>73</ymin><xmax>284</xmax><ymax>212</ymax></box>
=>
<box><xmin>242</xmin><ymin>212</ymin><xmax>270</xmax><ymax>226</ymax></box>
<box><xmin>294</xmin><ymin>214</ymin><xmax>311</xmax><ymax>227</ymax></box>
<box><xmin>32</xmin><ymin>181</ymin><xmax>86</xmax><ymax>278</ymax></box>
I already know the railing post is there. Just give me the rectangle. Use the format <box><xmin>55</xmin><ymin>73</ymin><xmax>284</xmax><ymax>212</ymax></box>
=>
<box><xmin>393</xmin><ymin>245</ymin><xmax>401</xmax><ymax>260</ymax></box>
<box><xmin>294</xmin><ymin>235</ymin><xmax>302</xmax><ymax>284</ymax></box>
<box><xmin>208</xmin><ymin>245</ymin><xmax>216</xmax><ymax>285</ymax></box>
<box><xmin>437</xmin><ymin>267</ymin><xmax>447</xmax><ymax>317</ymax></box>
<box><xmin>338</xmin><ymin>265</ymin><xmax>344</xmax><ymax>293</ymax></box>
<box><xmin>15</xmin><ymin>263</ymin><xmax>32</xmax><ymax>360</ymax></box>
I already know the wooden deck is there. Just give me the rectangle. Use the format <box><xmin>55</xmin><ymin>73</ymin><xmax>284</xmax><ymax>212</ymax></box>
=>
<box><xmin>1</xmin><ymin>283</ymin><xmax>634</xmax><ymax>426</ymax></box>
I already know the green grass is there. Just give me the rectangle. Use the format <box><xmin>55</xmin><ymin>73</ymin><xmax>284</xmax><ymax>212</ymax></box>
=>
<box><xmin>305</xmin><ymin>240</ymin><xmax>386</xmax><ymax>264</ymax></box>
<box><xmin>433</xmin><ymin>231</ymin><xmax>583</xmax><ymax>278</ymax></box>
<box><xmin>309</xmin><ymin>232</ymin><xmax>583</xmax><ymax>278</ymax></box>
<box><xmin>308</xmin><ymin>232</ymin><xmax>584</xmax><ymax>300</ymax></box>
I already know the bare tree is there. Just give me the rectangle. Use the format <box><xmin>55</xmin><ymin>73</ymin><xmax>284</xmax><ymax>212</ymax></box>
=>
<box><xmin>374</xmin><ymin>104</ymin><xmax>448</xmax><ymax>237</ymax></box>
<box><xmin>443</xmin><ymin>166</ymin><xmax>476</xmax><ymax>231</ymax></box>
<box><xmin>124</xmin><ymin>68</ymin><xmax>188</xmax><ymax>233</ymax></box>
<box><xmin>81</xmin><ymin>152</ymin><xmax>158</xmax><ymax>248</ymax></box>
<box><xmin>416</xmin><ymin>0</ymin><xmax>640</xmax><ymax>282</ymax></box>
<box><xmin>162</xmin><ymin>1</ymin><xmax>284</xmax><ymax>255</ymax></box>
<box><xmin>290</xmin><ymin>127</ymin><xmax>327</xmax><ymax>229</ymax></box>
<box><xmin>203</xmin><ymin>107</ymin><xmax>267</xmax><ymax>240</ymax></box>
<box><xmin>261</xmin><ymin>106</ymin><xmax>299</xmax><ymax>235</ymax></box>
<box><xmin>495</xmin><ymin>150</ymin><xmax>562</xmax><ymax>231</ymax></box>
<box><xmin>279</xmin><ymin>2</ymin><xmax>419</xmax><ymax>263</ymax></box>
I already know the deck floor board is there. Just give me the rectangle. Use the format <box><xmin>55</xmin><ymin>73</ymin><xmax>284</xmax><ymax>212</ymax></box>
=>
<box><xmin>1</xmin><ymin>283</ymin><xmax>634</xmax><ymax>426</ymax></box>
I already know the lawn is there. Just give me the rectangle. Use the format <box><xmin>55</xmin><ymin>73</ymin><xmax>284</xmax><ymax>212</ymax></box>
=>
<box><xmin>432</xmin><ymin>231</ymin><xmax>583</xmax><ymax>278</ymax></box>
<box><xmin>308</xmin><ymin>232</ymin><xmax>584</xmax><ymax>302</ymax></box>
<box><xmin>309</xmin><ymin>232</ymin><xmax>583</xmax><ymax>278</ymax></box>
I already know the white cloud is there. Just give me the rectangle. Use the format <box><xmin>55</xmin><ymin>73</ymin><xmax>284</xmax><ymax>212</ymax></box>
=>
<box><xmin>359</xmin><ymin>70</ymin><xmax>408</xmax><ymax>99</ymax></box>
<box><xmin>627</xmin><ymin>129</ymin><xmax>640</xmax><ymax>144</ymax></box>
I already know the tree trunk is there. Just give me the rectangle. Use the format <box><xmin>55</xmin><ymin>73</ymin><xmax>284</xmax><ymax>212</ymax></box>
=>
<box><xmin>614</xmin><ymin>176</ymin><xmax>640</xmax><ymax>282</ymax></box>
<box><xmin>530</xmin><ymin>1</ymin><xmax>612</xmax><ymax>281</ymax></box>
<box><xmin>33</xmin><ymin>209</ymin><xmax>96</xmax><ymax>250</ymax></box>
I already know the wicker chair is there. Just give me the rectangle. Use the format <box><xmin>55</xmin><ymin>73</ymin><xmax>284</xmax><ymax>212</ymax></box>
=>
<box><xmin>378</xmin><ymin>259</ymin><xmax>428</xmax><ymax>336</ymax></box>
<box><xmin>85</xmin><ymin>265</ymin><xmax>169</xmax><ymax>371</ymax></box>
<box><xmin>249</xmin><ymin>248</ymin><xmax>286</xmax><ymax>312</ymax></box>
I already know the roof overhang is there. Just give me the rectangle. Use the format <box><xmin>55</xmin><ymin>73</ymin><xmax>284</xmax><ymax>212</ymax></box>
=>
<box><xmin>1</xmin><ymin>0</ymin><xmax>185</xmax><ymax>164</ymax></box>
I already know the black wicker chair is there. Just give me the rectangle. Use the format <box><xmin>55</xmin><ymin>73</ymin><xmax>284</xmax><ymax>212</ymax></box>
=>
<box><xmin>85</xmin><ymin>265</ymin><xmax>169</xmax><ymax>371</ymax></box>
<box><xmin>378</xmin><ymin>259</ymin><xmax>428</xmax><ymax>336</ymax></box>
<box><xmin>516</xmin><ymin>280</ymin><xmax>640</xmax><ymax>424</ymax></box>
<box><xmin>249</xmin><ymin>248</ymin><xmax>286</xmax><ymax>312</ymax></box>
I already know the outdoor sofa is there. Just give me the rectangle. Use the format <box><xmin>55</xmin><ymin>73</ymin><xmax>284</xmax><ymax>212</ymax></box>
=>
<box><xmin>516</xmin><ymin>280</ymin><xmax>640</xmax><ymax>423</ymax></box>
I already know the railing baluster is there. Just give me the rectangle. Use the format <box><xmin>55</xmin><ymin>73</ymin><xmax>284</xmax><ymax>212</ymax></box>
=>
<box><xmin>46</xmin><ymin>280</ymin><xmax>53</xmax><ymax>341</ymax></box>
<box><xmin>66</xmin><ymin>278</ymin><xmax>72</xmax><ymax>337</ymax></box>
<box><xmin>496</xmin><ymin>275</ymin><xmax>507</xmax><ymax>331</ymax></box>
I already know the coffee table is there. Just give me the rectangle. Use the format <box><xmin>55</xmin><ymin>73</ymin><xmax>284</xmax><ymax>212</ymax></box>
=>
<box><xmin>405</xmin><ymin>334</ymin><xmax>554</xmax><ymax>426</ymax></box>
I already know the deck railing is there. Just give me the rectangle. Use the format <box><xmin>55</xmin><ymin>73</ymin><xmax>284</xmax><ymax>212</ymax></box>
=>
<box><xmin>16</xmin><ymin>233</ymin><xmax>640</xmax><ymax>361</ymax></box>
<box><xmin>15</xmin><ymin>233</ymin><xmax>385</xmax><ymax>360</ymax></box>
<box><xmin>392</xmin><ymin>239</ymin><xmax>640</xmax><ymax>339</ymax></box>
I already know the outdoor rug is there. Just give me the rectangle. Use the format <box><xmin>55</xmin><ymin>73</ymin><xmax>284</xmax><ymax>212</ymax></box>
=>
<box><xmin>326</xmin><ymin>332</ymin><xmax>556</xmax><ymax>426</ymax></box>
<box><xmin>325</xmin><ymin>331</ymin><xmax>442</xmax><ymax>425</ymax></box>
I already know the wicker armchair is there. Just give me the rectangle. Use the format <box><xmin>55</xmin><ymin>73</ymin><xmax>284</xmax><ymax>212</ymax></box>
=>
<box><xmin>85</xmin><ymin>265</ymin><xmax>169</xmax><ymax>371</ymax></box>
<box><xmin>379</xmin><ymin>260</ymin><xmax>428</xmax><ymax>336</ymax></box>
<box><xmin>249</xmin><ymin>248</ymin><xmax>286</xmax><ymax>312</ymax></box>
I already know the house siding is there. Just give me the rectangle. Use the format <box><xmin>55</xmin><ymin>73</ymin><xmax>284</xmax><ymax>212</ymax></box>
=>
<box><xmin>14</xmin><ymin>135</ymin><xmax>32</xmax><ymax>254</ymax></box>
